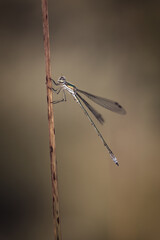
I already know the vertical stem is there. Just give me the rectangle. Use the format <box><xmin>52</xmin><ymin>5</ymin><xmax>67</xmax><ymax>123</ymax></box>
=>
<box><xmin>41</xmin><ymin>0</ymin><xmax>62</xmax><ymax>239</ymax></box>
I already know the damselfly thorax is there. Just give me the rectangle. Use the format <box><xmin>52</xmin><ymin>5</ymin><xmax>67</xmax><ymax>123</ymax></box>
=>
<box><xmin>62</xmin><ymin>82</ymin><xmax>77</xmax><ymax>95</ymax></box>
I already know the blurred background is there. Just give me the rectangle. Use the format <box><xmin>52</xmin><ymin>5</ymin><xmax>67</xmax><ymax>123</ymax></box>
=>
<box><xmin>0</xmin><ymin>0</ymin><xmax>160</xmax><ymax>239</ymax></box>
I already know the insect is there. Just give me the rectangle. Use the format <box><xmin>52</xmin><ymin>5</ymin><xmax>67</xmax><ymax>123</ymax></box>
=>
<box><xmin>49</xmin><ymin>76</ymin><xmax>126</xmax><ymax>166</ymax></box>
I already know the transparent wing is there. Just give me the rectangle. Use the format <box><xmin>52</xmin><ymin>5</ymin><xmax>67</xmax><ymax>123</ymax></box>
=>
<box><xmin>76</xmin><ymin>93</ymin><xmax>104</xmax><ymax>124</ymax></box>
<box><xmin>77</xmin><ymin>89</ymin><xmax>126</xmax><ymax>115</ymax></box>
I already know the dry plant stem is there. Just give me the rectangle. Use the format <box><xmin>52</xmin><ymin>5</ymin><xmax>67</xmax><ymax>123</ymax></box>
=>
<box><xmin>41</xmin><ymin>0</ymin><xmax>61</xmax><ymax>239</ymax></box>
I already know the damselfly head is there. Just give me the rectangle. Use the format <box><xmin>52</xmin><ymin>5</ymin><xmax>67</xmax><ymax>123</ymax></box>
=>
<box><xmin>58</xmin><ymin>76</ymin><xmax>66</xmax><ymax>84</ymax></box>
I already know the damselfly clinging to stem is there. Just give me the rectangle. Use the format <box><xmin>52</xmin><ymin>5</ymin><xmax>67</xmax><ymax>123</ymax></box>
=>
<box><xmin>49</xmin><ymin>76</ymin><xmax>126</xmax><ymax>166</ymax></box>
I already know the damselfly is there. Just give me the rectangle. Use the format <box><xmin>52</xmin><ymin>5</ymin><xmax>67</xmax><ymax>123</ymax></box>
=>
<box><xmin>50</xmin><ymin>76</ymin><xmax>126</xmax><ymax>166</ymax></box>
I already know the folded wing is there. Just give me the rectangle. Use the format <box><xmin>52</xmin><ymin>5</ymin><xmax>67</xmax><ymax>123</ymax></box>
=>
<box><xmin>77</xmin><ymin>89</ymin><xmax>126</xmax><ymax>115</ymax></box>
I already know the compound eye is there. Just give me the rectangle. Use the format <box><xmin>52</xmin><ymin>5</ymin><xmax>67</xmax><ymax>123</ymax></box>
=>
<box><xmin>58</xmin><ymin>76</ymin><xmax>66</xmax><ymax>83</ymax></box>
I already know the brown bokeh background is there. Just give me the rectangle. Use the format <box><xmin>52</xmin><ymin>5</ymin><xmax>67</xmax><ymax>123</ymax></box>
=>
<box><xmin>1</xmin><ymin>0</ymin><xmax>160</xmax><ymax>239</ymax></box>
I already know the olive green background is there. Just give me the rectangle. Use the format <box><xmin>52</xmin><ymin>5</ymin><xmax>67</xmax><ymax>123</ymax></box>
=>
<box><xmin>0</xmin><ymin>0</ymin><xmax>160</xmax><ymax>240</ymax></box>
